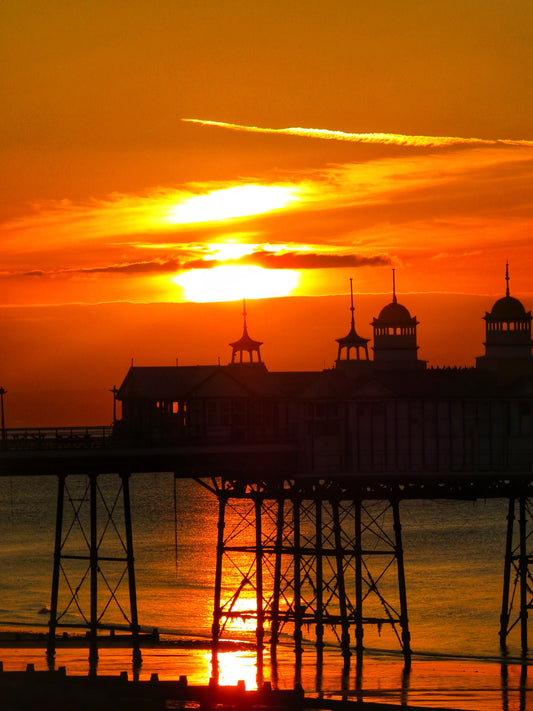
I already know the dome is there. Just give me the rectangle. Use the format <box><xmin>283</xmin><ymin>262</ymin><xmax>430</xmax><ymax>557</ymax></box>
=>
<box><xmin>377</xmin><ymin>301</ymin><xmax>413</xmax><ymax>324</ymax></box>
<box><xmin>489</xmin><ymin>295</ymin><xmax>527</xmax><ymax>320</ymax></box>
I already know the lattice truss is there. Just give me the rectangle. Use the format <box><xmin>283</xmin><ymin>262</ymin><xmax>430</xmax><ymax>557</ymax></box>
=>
<box><xmin>206</xmin><ymin>478</ymin><xmax>410</xmax><ymax>656</ymax></box>
<box><xmin>52</xmin><ymin>474</ymin><xmax>135</xmax><ymax>632</ymax></box>
<box><xmin>500</xmin><ymin>495</ymin><xmax>533</xmax><ymax>652</ymax></box>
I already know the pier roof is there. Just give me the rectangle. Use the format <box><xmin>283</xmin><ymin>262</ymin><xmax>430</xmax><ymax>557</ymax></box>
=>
<box><xmin>117</xmin><ymin>364</ymin><xmax>321</xmax><ymax>401</ymax></box>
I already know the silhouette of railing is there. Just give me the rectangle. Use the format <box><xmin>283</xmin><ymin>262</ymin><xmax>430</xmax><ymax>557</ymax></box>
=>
<box><xmin>2</xmin><ymin>427</ymin><xmax>113</xmax><ymax>451</ymax></box>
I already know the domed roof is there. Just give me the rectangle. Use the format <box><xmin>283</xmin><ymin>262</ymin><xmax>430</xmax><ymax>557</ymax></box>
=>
<box><xmin>489</xmin><ymin>295</ymin><xmax>527</xmax><ymax>320</ymax></box>
<box><xmin>377</xmin><ymin>301</ymin><xmax>413</xmax><ymax>324</ymax></box>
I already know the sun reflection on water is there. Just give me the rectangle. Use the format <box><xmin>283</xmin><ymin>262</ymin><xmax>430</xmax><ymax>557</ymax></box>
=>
<box><xmin>204</xmin><ymin>649</ymin><xmax>259</xmax><ymax>690</ymax></box>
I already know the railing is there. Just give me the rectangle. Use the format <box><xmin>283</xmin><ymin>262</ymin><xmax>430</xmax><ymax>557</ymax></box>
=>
<box><xmin>1</xmin><ymin>427</ymin><xmax>113</xmax><ymax>451</ymax></box>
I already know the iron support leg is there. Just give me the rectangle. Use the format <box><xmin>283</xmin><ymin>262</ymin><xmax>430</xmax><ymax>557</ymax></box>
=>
<box><xmin>89</xmin><ymin>474</ymin><xmax>98</xmax><ymax>669</ymax></box>
<box><xmin>354</xmin><ymin>498</ymin><xmax>364</xmax><ymax>666</ymax></box>
<box><xmin>315</xmin><ymin>498</ymin><xmax>324</xmax><ymax>664</ymax></box>
<box><xmin>293</xmin><ymin>497</ymin><xmax>303</xmax><ymax>658</ymax></box>
<box><xmin>254</xmin><ymin>494</ymin><xmax>264</xmax><ymax>687</ymax></box>
<box><xmin>270</xmin><ymin>497</ymin><xmax>284</xmax><ymax>655</ymax></box>
<box><xmin>519</xmin><ymin>495</ymin><xmax>528</xmax><ymax>655</ymax></box>
<box><xmin>254</xmin><ymin>494</ymin><xmax>265</xmax><ymax>652</ymax></box>
<box><xmin>47</xmin><ymin>474</ymin><xmax>65</xmax><ymax>661</ymax></box>
<box><xmin>211</xmin><ymin>490</ymin><xmax>227</xmax><ymax>686</ymax></box>
<box><xmin>212</xmin><ymin>492</ymin><xmax>226</xmax><ymax>650</ymax></box>
<box><xmin>332</xmin><ymin>499</ymin><xmax>351</xmax><ymax>663</ymax></box>
<box><xmin>500</xmin><ymin>496</ymin><xmax>515</xmax><ymax>650</ymax></box>
<box><xmin>392</xmin><ymin>498</ymin><xmax>411</xmax><ymax>665</ymax></box>
<box><xmin>121</xmin><ymin>473</ymin><xmax>142</xmax><ymax>667</ymax></box>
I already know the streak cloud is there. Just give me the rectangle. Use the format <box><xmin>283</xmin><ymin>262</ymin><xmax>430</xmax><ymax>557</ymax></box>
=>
<box><xmin>183</xmin><ymin>118</ymin><xmax>533</xmax><ymax>149</ymax></box>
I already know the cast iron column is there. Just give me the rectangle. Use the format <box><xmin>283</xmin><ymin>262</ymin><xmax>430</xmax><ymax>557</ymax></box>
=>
<box><xmin>89</xmin><ymin>474</ymin><xmax>98</xmax><ymax>669</ymax></box>
<box><xmin>47</xmin><ymin>474</ymin><xmax>65</xmax><ymax>661</ymax></box>
<box><xmin>499</xmin><ymin>496</ymin><xmax>515</xmax><ymax>650</ymax></box>
<box><xmin>392</xmin><ymin>497</ymin><xmax>411</xmax><ymax>665</ymax></box>
<box><xmin>270</xmin><ymin>496</ymin><xmax>284</xmax><ymax>655</ymax></box>
<box><xmin>332</xmin><ymin>498</ymin><xmax>351</xmax><ymax>664</ymax></box>
<box><xmin>315</xmin><ymin>497</ymin><xmax>324</xmax><ymax>663</ymax></box>
<box><xmin>354</xmin><ymin>497</ymin><xmax>364</xmax><ymax>666</ymax></box>
<box><xmin>519</xmin><ymin>495</ymin><xmax>528</xmax><ymax>655</ymax></box>
<box><xmin>121</xmin><ymin>472</ymin><xmax>142</xmax><ymax>666</ymax></box>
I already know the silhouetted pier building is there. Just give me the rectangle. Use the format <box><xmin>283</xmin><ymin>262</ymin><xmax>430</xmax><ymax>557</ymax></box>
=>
<box><xmin>116</xmin><ymin>272</ymin><xmax>532</xmax><ymax>478</ymax></box>
<box><xmin>1</xmin><ymin>268</ymin><xmax>533</xmax><ymax>672</ymax></box>
<box><xmin>113</xmin><ymin>269</ymin><xmax>533</xmax><ymax>667</ymax></box>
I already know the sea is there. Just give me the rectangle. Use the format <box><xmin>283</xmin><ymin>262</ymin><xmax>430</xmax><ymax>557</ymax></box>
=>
<box><xmin>0</xmin><ymin>472</ymin><xmax>530</xmax><ymax>711</ymax></box>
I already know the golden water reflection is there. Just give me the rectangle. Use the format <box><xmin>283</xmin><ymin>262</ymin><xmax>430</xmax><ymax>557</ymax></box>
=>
<box><xmin>207</xmin><ymin>649</ymin><xmax>260</xmax><ymax>690</ymax></box>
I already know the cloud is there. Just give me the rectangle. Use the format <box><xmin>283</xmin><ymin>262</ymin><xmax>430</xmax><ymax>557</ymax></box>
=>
<box><xmin>2</xmin><ymin>138</ymin><xmax>533</xmax><ymax>296</ymax></box>
<box><xmin>90</xmin><ymin>251</ymin><xmax>392</xmax><ymax>274</ymax></box>
<box><xmin>183</xmin><ymin>118</ymin><xmax>533</xmax><ymax>149</ymax></box>
<box><xmin>3</xmin><ymin>250</ymin><xmax>391</xmax><ymax>281</ymax></box>
<box><xmin>1</xmin><ymin>259</ymin><xmax>184</xmax><ymax>279</ymax></box>
<box><xmin>75</xmin><ymin>259</ymin><xmax>182</xmax><ymax>275</ymax></box>
<box><xmin>216</xmin><ymin>251</ymin><xmax>391</xmax><ymax>270</ymax></box>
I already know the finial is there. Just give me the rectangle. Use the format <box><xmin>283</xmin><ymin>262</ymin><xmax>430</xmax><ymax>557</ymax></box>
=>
<box><xmin>392</xmin><ymin>268</ymin><xmax>397</xmax><ymax>304</ymax></box>
<box><xmin>349</xmin><ymin>278</ymin><xmax>355</xmax><ymax>327</ymax></box>
<box><xmin>242</xmin><ymin>298</ymin><xmax>248</xmax><ymax>334</ymax></box>
<box><xmin>505</xmin><ymin>261</ymin><xmax>510</xmax><ymax>297</ymax></box>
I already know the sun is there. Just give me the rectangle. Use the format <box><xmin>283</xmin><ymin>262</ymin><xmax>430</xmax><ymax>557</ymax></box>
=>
<box><xmin>173</xmin><ymin>265</ymin><xmax>299</xmax><ymax>302</ymax></box>
<box><xmin>166</xmin><ymin>184</ymin><xmax>297</xmax><ymax>225</ymax></box>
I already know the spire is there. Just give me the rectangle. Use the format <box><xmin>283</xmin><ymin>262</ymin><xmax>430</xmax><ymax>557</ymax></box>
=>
<box><xmin>505</xmin><ymin>261</ymin><xmax>510</xmax><ymax>297</ymax></box>
<box><xmin>242</xmin><ymin>298</ymin><xmax>249</xmax><ymax>335</ymax></box>
<box><xmin>349</xmin><ymin>278</ymin><xmax>355</xmax><ymax>330</ymax></box>
<box><xmin>336</xmin><ymin>278</ymin><xmax>370</xmax><ymax>363</ymax></box>
<box><xmin>392</xmin><ymin>268</ymin><xmax>397</xmax><ymax>304</ymax></box>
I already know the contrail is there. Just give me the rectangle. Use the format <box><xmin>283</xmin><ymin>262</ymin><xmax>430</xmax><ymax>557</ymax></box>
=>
<box><xmin>182</xmin><ymin>118</ymin><xmax>533</xmax><ymax>149</ymax></box>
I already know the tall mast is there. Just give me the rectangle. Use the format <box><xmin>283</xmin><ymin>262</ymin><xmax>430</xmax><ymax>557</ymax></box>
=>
<box><xmin>242</xmin><ymin>298</ymin><xmax>248</xmax><ymax>334</ymax></box>
<box><xmin>350</xmin><ymin>278</ymin><xmax>355</xmax><ymax>329</ymax></box>
<box><xmin>505</xmin><ymin>261</ymin><xmax>510</xmax><ymax>297</ymax></box>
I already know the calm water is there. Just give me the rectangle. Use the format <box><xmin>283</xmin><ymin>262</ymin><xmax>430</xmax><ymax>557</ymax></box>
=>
<box><xmin>0</xmin><ymin>473</ymin><xmax>530</xmax><ymax>711</ymax></box>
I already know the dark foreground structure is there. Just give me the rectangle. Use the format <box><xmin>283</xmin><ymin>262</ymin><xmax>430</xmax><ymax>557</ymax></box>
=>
<box><xmin>0</xmin><ymin>268</ymin><xmax>532</xmax><ymax>677</ymax></box>
<box><xmin>0</xmin><ymin>665</ymin><xmax>461</xmax><ymax>711</ymax></box>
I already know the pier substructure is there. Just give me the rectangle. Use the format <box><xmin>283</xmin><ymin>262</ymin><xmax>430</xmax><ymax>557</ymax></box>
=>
<box><xmin>200</xmin><ymin>477</ymin><xmax>411</xmax><ymax>674</ymax></box>
<box><xmin>47</xmin><ymin>473</ymin><xmax>141</xmax><ymax>669</ymax></box>
<box><xmin>500</xmin><ymin>492</ymin><xmax>533</xmax><ymax>655</ymax></box>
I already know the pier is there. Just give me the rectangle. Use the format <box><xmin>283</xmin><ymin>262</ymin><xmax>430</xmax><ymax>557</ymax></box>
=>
<box><xmin>0</xmin><ymin>275</ymin><xmax>532</xmax><ymax>678</ymax></box>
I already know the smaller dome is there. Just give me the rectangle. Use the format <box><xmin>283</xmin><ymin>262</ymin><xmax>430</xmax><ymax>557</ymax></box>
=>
<box><xmin>489</xmin><ymin>295</ymin><xmax>527</xmax><ymax>320</ymax></box>
<box><xmin>377</xmin><ymin>301</ymin><xmax>412</xmax><ymax>324</ymax></box>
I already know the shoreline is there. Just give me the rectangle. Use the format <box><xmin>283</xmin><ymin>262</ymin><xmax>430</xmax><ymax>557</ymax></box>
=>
<box><xmin>0</xmin><ymin>628</ymin><xmax>253</xmax><ymax>651</ymax></box>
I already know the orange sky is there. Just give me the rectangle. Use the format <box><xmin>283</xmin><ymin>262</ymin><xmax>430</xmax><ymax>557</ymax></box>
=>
<box><xmin>2</xmin><ymin>1</ymin><xmax>533</xmax><ymax>424</ymax></box>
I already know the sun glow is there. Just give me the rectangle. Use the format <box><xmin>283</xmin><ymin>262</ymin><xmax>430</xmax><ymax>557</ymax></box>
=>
<box><xmin>173</xmin><ymin>265</ymin><xmax>299</xmax><ymax>302</ymax></box>
<box><xmin>203</xmin><ymin>650</ymin><xmax>259</xmax><ymax>690</ymax></box>
<box><xmin>205</xmin><ymin>243</ymin><xmax>257</xmax><ymax>261</ymax></box>
<box><xmin>166</xmin><ymin>185</ymin><xmax>297</xmax><ymax>225</ymax></box>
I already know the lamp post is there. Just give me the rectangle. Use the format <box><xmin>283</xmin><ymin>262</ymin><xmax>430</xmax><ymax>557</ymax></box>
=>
<box><xmin>0</xmin><ymin>387</ymin><xmax>6</xmax><ymax>448</ymax></box>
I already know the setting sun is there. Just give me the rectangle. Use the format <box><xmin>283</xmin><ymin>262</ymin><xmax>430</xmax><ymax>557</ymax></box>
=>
<box><xmin>166</xmin><ymin>184</ymin><xmax>297</xmax><ymax>225</ymax></box>
<box><xmin>173</xmin><ymin>265</ymin><xmax>299</xmax><ymax>302</ymax></box>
